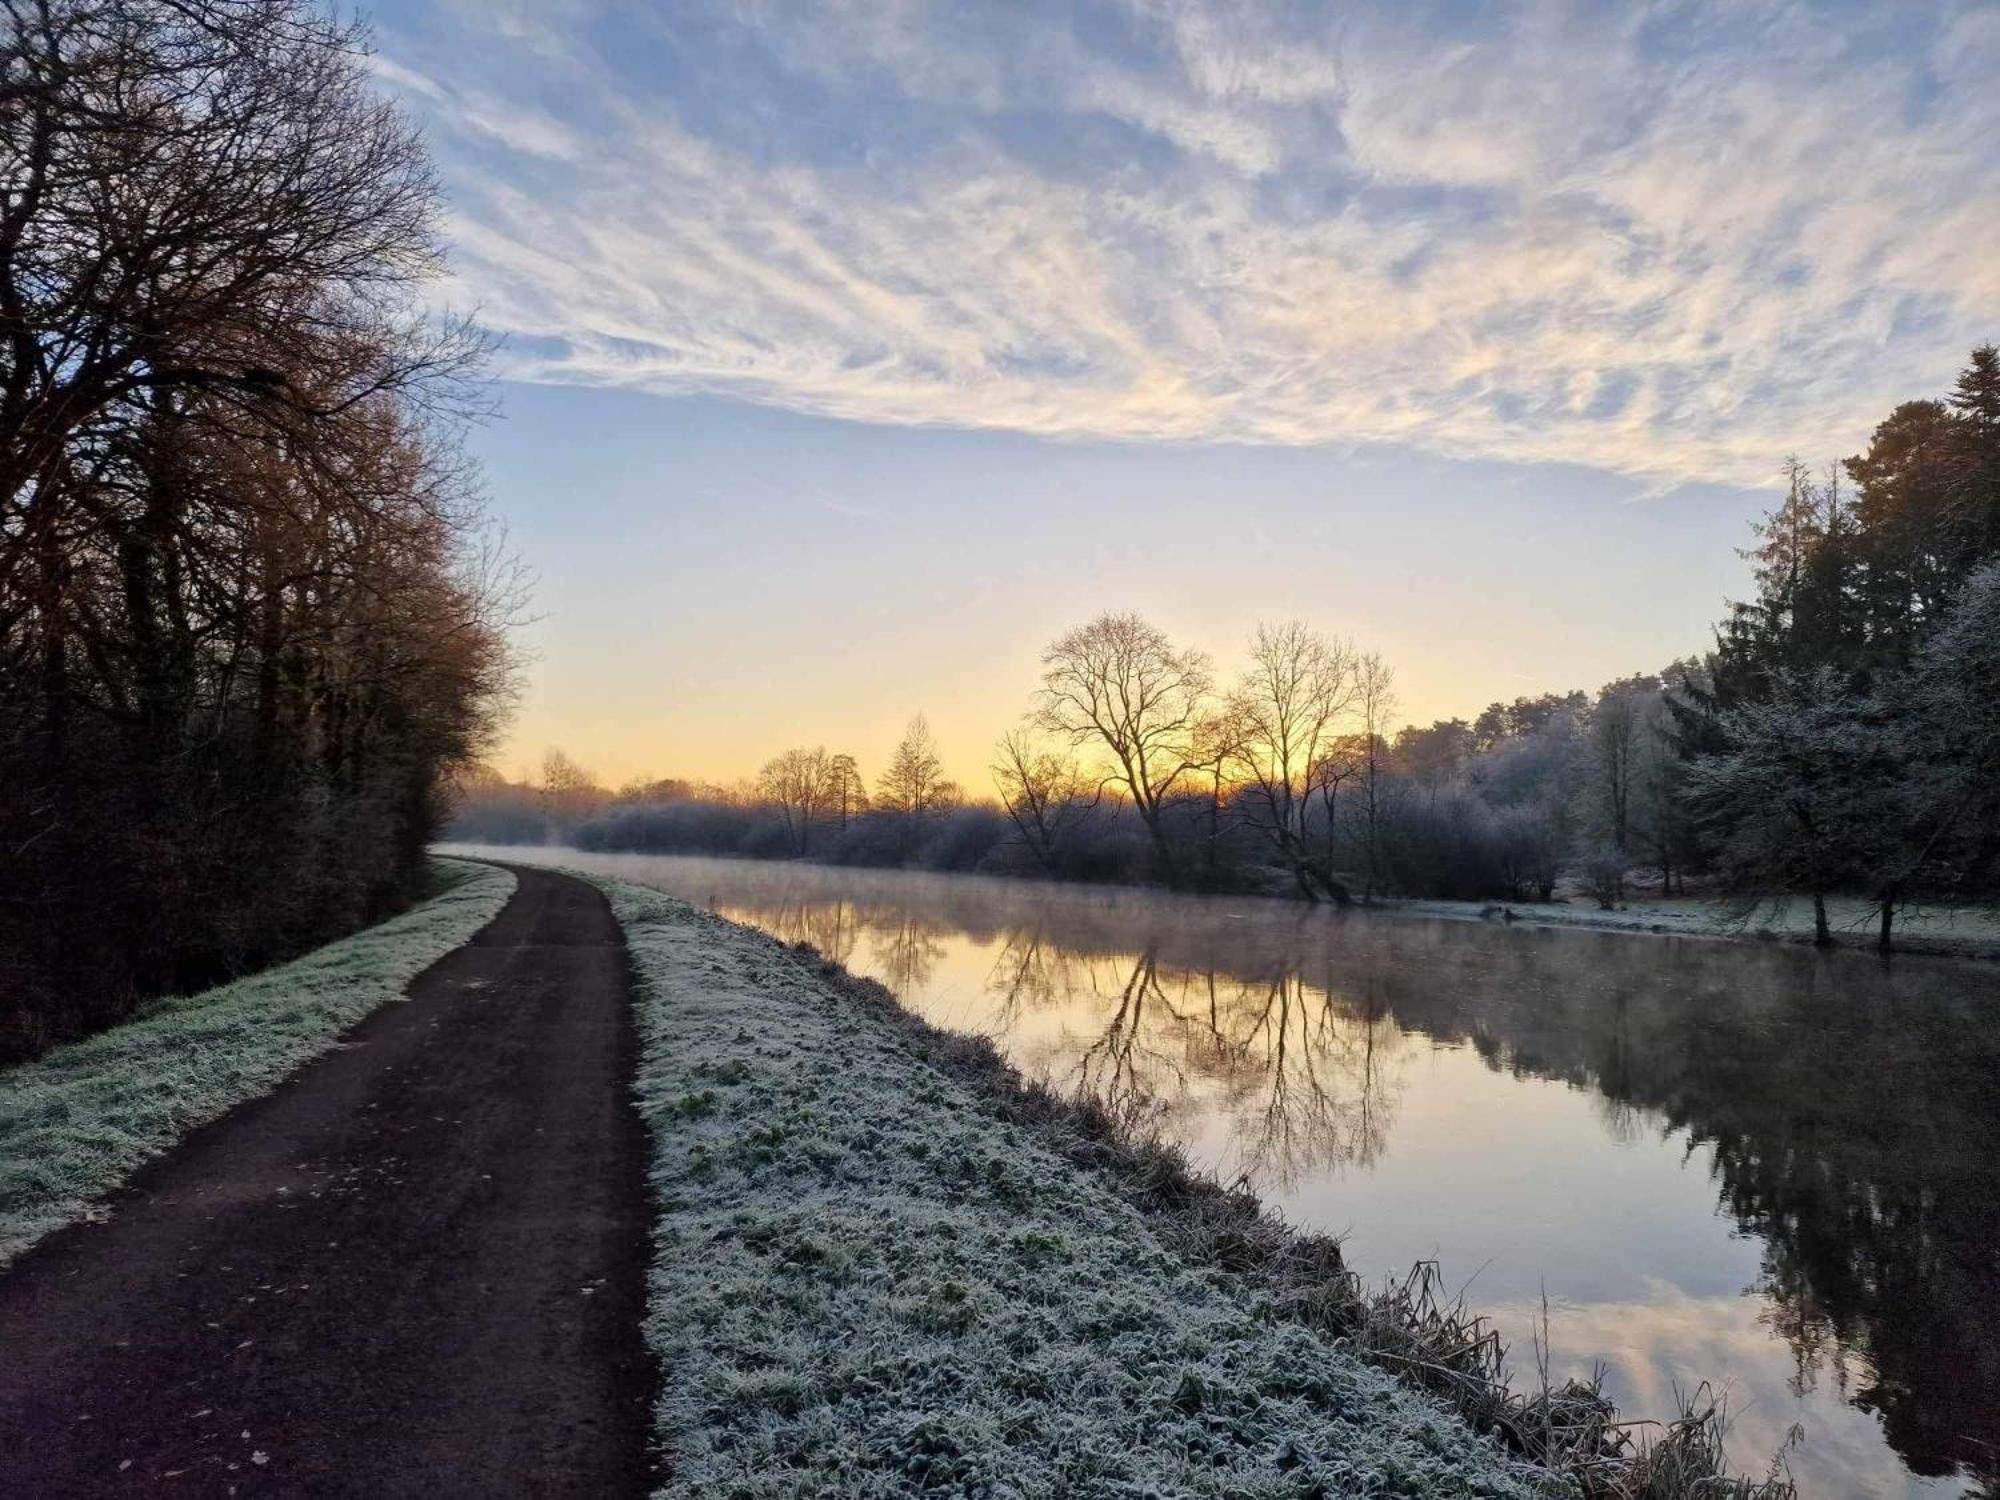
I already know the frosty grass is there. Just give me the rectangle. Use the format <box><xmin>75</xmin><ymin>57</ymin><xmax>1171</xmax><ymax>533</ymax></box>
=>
<box><xmin>602</xmin><ymin>876</ymin><xmax>1550</xmax><ymax>1499</ymax></box>
<box><xmin>0</xmin><ymin>859</ymin><xmax>515</xmax><ymax>1266</ymax></box>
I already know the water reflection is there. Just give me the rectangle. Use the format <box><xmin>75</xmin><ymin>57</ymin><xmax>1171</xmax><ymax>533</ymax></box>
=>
<box><xmin>996</xmin><ymin>943</ymin><xmax>1406</xmax><ymax>1186</ymax></box>
<box><xmin>454</xmin><ymin>847</ymin><xmax>2000</xmax><ymax>1497</ymax></box>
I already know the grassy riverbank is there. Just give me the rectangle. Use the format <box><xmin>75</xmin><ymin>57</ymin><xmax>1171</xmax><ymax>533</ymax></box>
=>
<box><xmin>604</xmin><ymin>875</ymin><xmax>1547</xmax><ymax>1497</ymax></box>
<box><xmin>1391</xmin><ymin>890</ymin><xmax>2000</xmax><ymax>958</ymax></box>
<box><xmin>595</xmin><ymin>872</ymin><xmax>1793</xmax><ymax>1498</ymax></box>
<box><xmin>0</xmin><ymin>859</ymin><xmax>515</xmax><ymax>1268</ymax></box>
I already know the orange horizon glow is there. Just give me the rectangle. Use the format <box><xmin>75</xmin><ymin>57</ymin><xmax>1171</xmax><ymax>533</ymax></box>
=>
<box><xmin>486</xmin><ymin>615</ymin><xmax>1675</xmax><ymax>797</ymax></box>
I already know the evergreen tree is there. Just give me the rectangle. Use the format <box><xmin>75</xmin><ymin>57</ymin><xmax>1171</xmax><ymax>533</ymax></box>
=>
<box><xmin>1946</xmin><ymin>343</ymin><xmax>2000</xmax><ymax>569</ymax></box>
<box><xmin>1675</xmin><ymin>345</ymin><xmax>2000</xmax><ymax>947</ymax></box>
<box><xmin>1845</xmin><ymin>401</ymin><xmax>1961</xmax><ymax>662</ymax></box>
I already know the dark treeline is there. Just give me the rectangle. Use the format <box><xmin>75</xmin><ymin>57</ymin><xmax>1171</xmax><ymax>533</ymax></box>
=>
<box><xmin>455</xmin><ymin>723</ymin><xmax>1026</xmax><ymax>877</ymax></box>
<box><xmin>453</xmin><ymin>346</ymin><xmax>2000</xmax><ymax>952</ymax></box>
<box><xmin>1676</xmin><ymin>347</ymin><xmax>2000</xmax><ymax>949</ymax></box>
<box><xmin>0</xmin><ymin>2</ymin><xmax>516</xmax><ymax>1059</ymax></box>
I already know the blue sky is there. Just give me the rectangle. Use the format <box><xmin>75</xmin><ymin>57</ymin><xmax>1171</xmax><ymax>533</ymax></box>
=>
<box><xmin>365</xmin><ymin>0</ymin><xmax>2000</xmax><ymax>786</ymax></box>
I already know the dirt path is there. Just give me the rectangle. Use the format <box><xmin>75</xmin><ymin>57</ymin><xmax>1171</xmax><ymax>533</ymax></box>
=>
<box><xmin>0</xmin><ymin>865</ymin><xmax>655</xmax><ymax>1497</ymax></box>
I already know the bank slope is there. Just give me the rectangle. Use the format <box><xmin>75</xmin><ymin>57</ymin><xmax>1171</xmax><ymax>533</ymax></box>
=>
<box><xmin>603</xmin><ymin>877</ymin><xmax>1549</xmax><ymax>1499</ymax></box>
<box><xmin>0</xmin><ymin>859</ymin><xmax>516</xmax><ymax>1267</ymax></box>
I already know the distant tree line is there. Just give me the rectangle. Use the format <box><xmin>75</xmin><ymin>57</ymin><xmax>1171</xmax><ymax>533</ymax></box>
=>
<box><xmin>453</xmin><ymin>627</ymin><xmax>1637</xmax><ymax>906</ymax></box>
<box><xmin>0</xmin><ymin>1</ymin><xmax>517</xmax><ymax>1059</ymax></box>
<box><xmin>456</xmin><ymin>720</ymin><xmax>1007</xmax><ymax>876</ymax></box>
<box><xmin>452</xmin><ymin>345</ymin><xmax>2000</xmax><ymax>953</ymax></box>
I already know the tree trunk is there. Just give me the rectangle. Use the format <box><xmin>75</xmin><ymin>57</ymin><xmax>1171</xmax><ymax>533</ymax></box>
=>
<box><xmin>254</xmin><ymin>570</ymin><xmax>284</xmax><ymax>766</ymax></box>
<box><xmin>1812</xmin><ymin>890</ymin><xmax>1832</xmax><ymax>948</ymax></box>
<box><xmin>1142</xmin><ymin>810</ymin><xmax>1179</xmax><ymax>889</ymax></box>
<box><xmin>1363</xmin><ymin>803</ymin><xmax>1377</xmax><ymax>903</ymax></box>
<box><xmin>1877</xmin><ymin>895</ymin><xmax>1895</xmax><ymax>956</ymax></box>
<box><xmin>38</xmin><ymin>517</ymin><xmax>68</xmax><ymax>780</ymax></box>
<box><xmin>1205</xmin><ymin>783</ymin><xmax>1220</xmax><ymax>883</ymax></box>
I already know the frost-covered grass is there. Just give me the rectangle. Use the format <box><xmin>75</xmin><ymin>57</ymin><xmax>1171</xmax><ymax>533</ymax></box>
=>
<box><xmin>0</xmin><ymin>858</ymin><xmax>515</xmax><ymax>1268</ymax></box>
<box><xmin>1387</xmin><ymin>890</ymin><xmax>2000</xmax><ymax>956</ymax></box>
<box><xmin>603</xmin><ymin>876</ymin><xmax>1551</xmax><ymax>1499</ymax></box>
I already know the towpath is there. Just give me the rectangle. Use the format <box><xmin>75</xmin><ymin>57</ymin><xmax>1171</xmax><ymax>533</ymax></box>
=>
<box><xmin>0</xmin><ymin>866</ymin><xmax>653</xmax><ymax>1497</ymax></box>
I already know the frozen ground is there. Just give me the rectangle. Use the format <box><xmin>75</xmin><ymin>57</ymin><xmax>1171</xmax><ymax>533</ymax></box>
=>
<box><xmin>1389</xmin><ymin>890</ymin><xmax>2000</xmax><ymax>956</ymax></box>
<box><xmin>0</xmin><ymin>859</ymin><xmax>515</xmax><ymax>1267</ymax></box>
<box><xmin>600</xmin><ymin>874</ymin><xmax>1550</xmax><ymax>1499</ymax></box>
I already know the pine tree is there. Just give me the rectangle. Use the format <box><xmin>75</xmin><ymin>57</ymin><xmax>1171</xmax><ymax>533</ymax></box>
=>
<box><xmin>1947</xmin><ymin>343</ymin><xmax>2000</xmax><ymax>567</ymax></box>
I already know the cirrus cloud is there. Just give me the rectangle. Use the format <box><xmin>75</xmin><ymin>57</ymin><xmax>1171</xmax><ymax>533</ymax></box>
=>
<box><xmin>376</xmin><ymin>0</ymin><xmax>2000</xmax><ymax>488</ymax></box>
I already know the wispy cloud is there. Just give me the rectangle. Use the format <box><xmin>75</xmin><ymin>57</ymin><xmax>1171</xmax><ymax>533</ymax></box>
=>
<box><xmin>374</xmin><ymin>0</ymin><xmax>2000</xmax><ymax>488</ymax></box>
<box><xmin>810</xmin><ymin>492</ymin><xmax>894</xmax><ymax>522</ymax></box>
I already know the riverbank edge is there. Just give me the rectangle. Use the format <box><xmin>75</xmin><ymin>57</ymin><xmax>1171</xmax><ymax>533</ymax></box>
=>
<box><xmin>1385</xmin><ymin>892</ymin><xmax>2000</xmax><ymax>961</ymax></box>
<box><xmin>588</xmin><ymin>870</ymin><xmax>1791</xmax><ymax>1500</ymax></box>
<box><xmin>0</xmin><ymin>858</ymin><xmax>517</xmax><ymax>1269</ymax></box>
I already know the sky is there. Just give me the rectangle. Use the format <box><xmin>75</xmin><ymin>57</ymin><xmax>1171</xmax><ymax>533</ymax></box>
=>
<box><xmin>365</xmin><ymin>0</ymin><xmax>2000</xmax><ymax>790</ymax></box>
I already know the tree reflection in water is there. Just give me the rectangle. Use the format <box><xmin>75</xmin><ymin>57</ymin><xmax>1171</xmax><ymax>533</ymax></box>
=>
<box><xmin>982</xmin><ymin>930</ymin><xmax>1404</xmax><ymax>1180</ymax></box>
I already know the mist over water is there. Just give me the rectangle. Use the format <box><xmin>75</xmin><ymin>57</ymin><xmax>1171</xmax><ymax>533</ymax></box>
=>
<box><xmin>457</xmin><ymin>846</ymin><xmax>2000</xmax><ymax>1498</ymax></box>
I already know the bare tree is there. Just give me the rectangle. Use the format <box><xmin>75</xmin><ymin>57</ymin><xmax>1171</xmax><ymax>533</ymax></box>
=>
<box><xmin>758</xmin><ymin>746</ymin><xmax>834</xmax><ymax>855</ymax></box>
<box><xmin>1227</xmin><ymin>621</ymin><xmax>1355</xmax><ymax>902</ymax></box>
<box><xmin>1353</xmin><ymin>651</ymin><xmax>1398</xmax><ymax>901</ymax></box>
<box><xmin>0</xmin><ymin>0</ymin><xmax>482</xmax><ymax>513</ymax></box>
<box><xmin>540</xmin><ymin>749</ymin><xmax>605</xmax><ymax>839</ymax></box>
<box><xmin>991</xmin><ymin>728</ymin><xmax>1101</xmax><ymax>873</ymax></box>
<box><xmin>1592</xmin><ymin>677</ymin><xmax>1661</xmax><ymax>856</ymax></box>
<box><xmin>1188</xmin><ymin>710</ymin><xmax>1245</xmax><ymax>883</ymax></box>
<box><xmin>875</xmin><ymin>714</ymin><xmax>957</xmax><ymax>859</ymax></box>
<box><xmin>1034</xmin><ymin>612</ymin><xmax>1214</xmax><ymax>885</ymax></box>
<box><xmin>1312</xmin><ymin>736</ymin><xmax>1365</xmax><ymax>876</ymax></box>
<box><xmin>1475</xmin><ymin>710</ymin><xmax>1586</xmax><ymax>902</ymax></box>
<box><xmin>827</xmin><ymin>752</ymin><xmax>867</xmax><ymax>830</ymax></box>
<box><xmin>0</xmin><ymin>2</ymin><xmax>517</xmax><ymax>1057</ymax></box>
<box><xmin>876</xmin><ymin>714</ymin><xmax>953</xmax><ymax>816</ymax></box>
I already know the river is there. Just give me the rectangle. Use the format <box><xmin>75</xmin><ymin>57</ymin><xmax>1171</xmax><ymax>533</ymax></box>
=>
<box><xmin>450</xmin><ymin>845</ymin><xmax>2000</xmax><ymax>1498</ymax></box>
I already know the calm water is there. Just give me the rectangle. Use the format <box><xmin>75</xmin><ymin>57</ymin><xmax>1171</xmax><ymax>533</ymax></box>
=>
<box><xmin>458</xmin><ymin>846</ymin><xmax>2000</xmax><ymax>1498</ymax></box>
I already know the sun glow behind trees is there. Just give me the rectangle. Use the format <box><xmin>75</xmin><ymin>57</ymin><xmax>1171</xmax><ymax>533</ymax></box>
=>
<box><xmin>452</xmin><ymin>347</ymin><xmax>2000</xmax><ymax>951</ymax></box>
